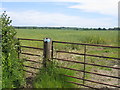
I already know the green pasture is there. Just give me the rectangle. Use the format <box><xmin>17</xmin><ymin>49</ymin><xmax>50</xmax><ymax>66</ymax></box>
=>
<box><xmin>16</xmin><ymin>29</ymin><xmax>119</xmax><ymax>47</ymax></box>
<box><xmin>16</xmin><ymin>28</ymin><xmax>119</xmax><ymax>60</ymax></box>
<box><xmin>16</xmin><ymin>29</ymin><xmax>119</xmax><ymax>57</ymax></box>
<box><xmin>16</xmin><ymin>29</ymin><xmax>119</xmax><ymax>58</ymax></box>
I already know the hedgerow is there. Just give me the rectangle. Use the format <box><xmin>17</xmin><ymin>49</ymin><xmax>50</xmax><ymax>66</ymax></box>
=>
<box><xmin>1</xmin><ymin>11</ymin><xmax>25</xmax><ymax>88</ymax></box>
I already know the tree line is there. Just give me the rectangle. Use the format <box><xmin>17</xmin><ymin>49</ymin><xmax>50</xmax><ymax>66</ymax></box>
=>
<box><xmin>14</xmin><ymin>26</ymin><xmax>120</xmax><ymax>30</ymax></box>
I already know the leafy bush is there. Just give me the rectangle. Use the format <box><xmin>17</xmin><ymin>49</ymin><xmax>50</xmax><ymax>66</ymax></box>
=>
<box><xmin>1</xmin><ymin>11</ymin><xmax>25</xmax><ymax>88</ymax></box>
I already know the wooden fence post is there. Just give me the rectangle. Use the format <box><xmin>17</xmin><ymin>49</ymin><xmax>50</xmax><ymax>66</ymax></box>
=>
<box><xmin>43</xmin><ymin>38</ymin><xmax>52</xmax><ymax>67</ymax></box>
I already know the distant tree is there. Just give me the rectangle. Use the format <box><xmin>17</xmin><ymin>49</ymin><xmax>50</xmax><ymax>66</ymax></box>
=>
<box><xmin>98</xmin><ymin>28</ymin><xmax>101</xmax><ymax>30</ymax></box>
<box><xmin>103</xmin><ymin>28</ymin><xmax>106</xmax><ymax>30</ymax></box>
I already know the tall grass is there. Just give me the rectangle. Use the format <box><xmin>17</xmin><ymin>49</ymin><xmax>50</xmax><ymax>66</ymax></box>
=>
<box><xmin>33</xmin><ymin>61</ymin><xmax>80</xmax><ymax>88</ymax></box>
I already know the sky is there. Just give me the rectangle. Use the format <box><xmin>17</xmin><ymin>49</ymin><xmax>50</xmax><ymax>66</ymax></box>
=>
<box><xmin>1</xmin><ymin>0</ymin><xmax>119</xmax><ymax>28</ymax></box>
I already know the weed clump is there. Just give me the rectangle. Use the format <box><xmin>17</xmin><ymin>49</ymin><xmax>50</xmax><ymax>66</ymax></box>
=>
<box><xmin>33</xmin><ymin>61</ymin><xmax>78</xmax><ymax>88</ymax></box>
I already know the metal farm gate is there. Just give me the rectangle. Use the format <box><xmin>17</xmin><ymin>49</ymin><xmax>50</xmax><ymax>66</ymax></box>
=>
<box><xmin>18</xmin><ymin>38</ymin><xmax>120</xmax><ymax>89</ymax></box>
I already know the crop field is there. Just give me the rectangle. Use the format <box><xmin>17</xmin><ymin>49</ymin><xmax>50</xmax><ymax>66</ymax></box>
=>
<box><xmin>16</xmin><ymin>29</ymin><xmax>119</xmax><ymax>88</ymax></box>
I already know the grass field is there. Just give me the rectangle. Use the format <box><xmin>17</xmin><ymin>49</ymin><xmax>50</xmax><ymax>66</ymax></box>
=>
<box><xmin>16</xmin><ymin>29</ymin><xmax>119</xmax><ymax>47</ymax></box>
<box><xmin>16</xmin><ymin>29</ymin><xmax>119</xmax><ymax>88</ymax></box>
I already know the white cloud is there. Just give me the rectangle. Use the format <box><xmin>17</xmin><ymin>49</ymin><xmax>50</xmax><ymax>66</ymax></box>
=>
<box><xmin>0</xmin><ymin>8</ymin><xmax>3</xmax><ymax>11</ymax></box>
<box><xmin>0</xmin><ymin>8</ymin><xmax>6</xmax><ymax>14</ymax></box>
<box><xmin>2</xmin><ymin>0</ymin><xmax>119</xmax><ymax>16</ymax></box>
<box><xmin>2</xmin><ymin>0</ymin><xmax>81</xmax><ymax>2</ymax></box>
<box><xmin>69</xmin><ymin>0</ymin><xmax>119</xmax><ymax>16</ymax></box>
<box><xmin>7</xmin><ymin>10</ymin><xmax>116</xmax><ymax>28</ymax></box>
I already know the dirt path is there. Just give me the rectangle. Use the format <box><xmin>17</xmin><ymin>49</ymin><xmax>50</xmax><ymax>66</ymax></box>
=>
<box><xmin>20</xmin><ymin>49</ymin><xmax>43</xmax><ymax>88</ymax></box>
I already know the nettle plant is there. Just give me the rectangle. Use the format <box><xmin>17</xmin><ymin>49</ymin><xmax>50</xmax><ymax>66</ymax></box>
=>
<box><xmin>1</xmin><ymin>11</ymin><xmax>25</xmax><ymax>88</ymax></box>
